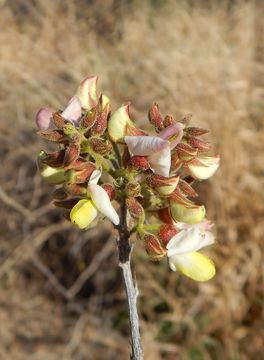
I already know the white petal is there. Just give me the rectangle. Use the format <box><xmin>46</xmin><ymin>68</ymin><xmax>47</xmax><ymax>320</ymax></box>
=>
<box><xmin>148</xmin><ymin>144</ymin><xmax>171</xmax><ymax>176</ymax></box>
<box><xmin>89</xmin><ymin>169</ymin><xmax>101</xmax><ymax>184</ymax></box>
<box><xmin>167</xmin><ymin>226</ymin><xmax>214</xmax><ymax>257</ymax></box>
<box><xmin>125</xmin><ymin>136</ymin><xmax>169</xmax><ymax>156</ymax></box>
<box><xmin>61</xmin><ymin>96</ymin><xmax>82</xmax><ymax>123</ymax></box>
<box><xmin>88</xmin><ymin>184</ymin><xmax>120</xmax><ymax>225</ymax></box>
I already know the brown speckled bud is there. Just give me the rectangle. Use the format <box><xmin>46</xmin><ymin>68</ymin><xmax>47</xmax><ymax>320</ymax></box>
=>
<box><xmin>148</xmin><ymin>103</ymin><xmax>164</xmax><ymax>131</ymax></box>
<box><xmin>102</xmin><ymin>183</ymin><xmax>116</xmax><ymax>200</ymax></box>
<box><xmin>143</xmin><ymin>233</ymin><xmax>167</xmax><ymax>261</ymax></box>
<box><xmin>129</xmin><ymin>156</ymin><xmax>149</xmax><ymax>171</ymax></box>
<box><xmin>158</xmin><ymin>224</ymin><xmax>178</xmax><ymax>246</ymax></box>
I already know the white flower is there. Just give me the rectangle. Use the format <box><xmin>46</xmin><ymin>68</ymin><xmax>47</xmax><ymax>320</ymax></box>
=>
<box><xmin>70</xmin><ymin>170</ymin><xmax>119</xmax><ymax>229</ymax></box>
<box><xmin>166</xmin><ymin>221</ymin><xmax>215</xmax><ymax>281</ymax></box>
<box><xmin>124</xmin><ymin>123</ymin><xmax>183</xmax><ymax>177</ymax></box>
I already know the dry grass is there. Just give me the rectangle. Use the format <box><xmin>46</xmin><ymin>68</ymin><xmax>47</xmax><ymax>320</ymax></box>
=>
<box><xmin>0</xmin><ymin>0</ymin><xmax>263</xmax><ymax>359</ymax></box>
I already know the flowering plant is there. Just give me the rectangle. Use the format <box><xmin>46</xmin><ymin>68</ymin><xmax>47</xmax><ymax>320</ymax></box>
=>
<box><xmin>36</xmin><ymin>76</ymin><xmax>220</xmax><ymax>359</ymax></box>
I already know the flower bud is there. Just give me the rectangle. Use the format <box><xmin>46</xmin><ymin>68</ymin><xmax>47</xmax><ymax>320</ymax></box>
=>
<box><xmin>158</xmin><ymin>207</ymin><xmax>174</xmax><ymax>224</ymax></box>
<box><xmin>52</xmin><ymin>188</ymin><xmax>68</xmax><ymax>200</ymax></box>
<box><xmin>158</xmin><ymin>224</ymin><xmax>178</xmax><ymax>246</ymax></box>
<box><xmin>185</xmin><ymin>155</ymin><xmax>220</xmax><ymax>180</ymax></box>
<box><xmin>63</xmin><ymin>143</ymin><xmax>80</xmax><ymax>167</ymax></box>
<box><xmin>142</xmin><ymin>232</ymin><xmax>167</xmax><ymax>261</ymax></box>
<box><xmin>89</xmin><ymin>137</ymin><xmax>112</xmax><ymax>156</ymax></box>
<box><xmin>186</xmin><ymin>126</ymin><xmax>208</xmax><ymax>136</ymax></box>
<box><xmin>52</xmin><ymin>111</ymin><xmax>68</xmax><ymax>128</ymax></box>
<box><xmin>125</xmin><ymin>182</ymin><xmax>141</xmax><ymax>197</ymax></box>
<box><xmin>126</xmin><ymin>197</ymin><xmax>144</xmax><ymax>220</ymax></box>
<box><xmin>163</xmin><ymin>115</ymin><xmax>175</xmax><ymax>128</ymax></box>
<box><xmin>76</xmin><ymin>76</ymin><xmax>98</xmax><ymax>110</ymax></box>
<box><xmin>36</xmin><ymin>108</ymin><xmax>52</xmax><ymax>130</ymax></box>
<box><xmin>64</xmin><ymin>183</ymin><xmax>87</xmax><ymax>196</ymax></box>
<box><xmin>41</xmin><ymin>149</ymin><xmax>65</xmax><ymax>168</ymax></box>
<box><xmin>101</xmin><ymin>184</ymin><xmax>116</xmax><ymax>200</ymax></box>
<box><xmin>68</xmin><ymin>163</ymin><xmax>96</xmax><ymax>184</ymax></box>
<box><xmin>148</xmin><ymin>103</ymin><xmax>164</xmax><ymax>131</ymax></box>
<box><xmin>80</xmin><ymin>107</ymin><xmax>97</xmax><ymax>129</ymax></box>
<box><xmin>169</xmin><ymin>200</ymin><xmax>206</xmax><ymax>224</ymax></box>
<box><xmin>187</xmin><ymin>137</ymin><xmax>211</xmax><ymax>152</ymax></box>
<box><xmin>37</xmin><ymin>129</ymin><xmax>68</xmax><ymax>143</ymax></box>
<box><xmin>147</xmin><ymin>174</ymin><xmax>179</xmax><ymax>196</ymax></box>
<box><xmin>176</xmin><ymin>143</ymin><xmax>198</xmax><ymax>161</ymax></box>
<box><xmin>108</xmin><ymin>104</ymin><xmax>143</xmax><ymax>143</ymax></box>
<box><xmin>128</xmin><ymin>156</ymin><xmax>150</xmax><ymax>171</ymax></box>
<box><xmin>90</xmin><ymin>100</ymin><xmax>110</xmax><ymax>136</ymax></box>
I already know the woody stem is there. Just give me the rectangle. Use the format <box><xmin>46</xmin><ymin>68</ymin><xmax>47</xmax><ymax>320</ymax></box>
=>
<box><xmin>118</xmin><ymin>198</ymin><xmax>143</xmax><ymax>360</ymax></box>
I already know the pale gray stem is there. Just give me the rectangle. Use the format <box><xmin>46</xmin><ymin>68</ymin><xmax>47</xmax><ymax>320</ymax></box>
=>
<box><xmin>119</xmin><ymin>260</ymin><xmax>143</xmax><ymax>360</ymax></box>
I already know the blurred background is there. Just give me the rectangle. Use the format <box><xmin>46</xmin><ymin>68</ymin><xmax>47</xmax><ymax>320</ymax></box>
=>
<box><xmin>0</xmin><ymin>0</ymin><xmax>263</xmax><ymax>359</ymax></box>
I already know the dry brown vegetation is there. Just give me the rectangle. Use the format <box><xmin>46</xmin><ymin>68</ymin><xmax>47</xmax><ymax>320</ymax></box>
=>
<box><xmin>0</xmin><ymin>0</ymin><xmax>263</xmax><ymax>359</ymax></box>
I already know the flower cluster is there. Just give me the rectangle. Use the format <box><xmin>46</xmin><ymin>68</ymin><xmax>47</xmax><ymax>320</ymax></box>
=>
<box><xmin>36</xmin><ymin>76</ymin><xmax>220</xmax><ymax>282</ymax></box>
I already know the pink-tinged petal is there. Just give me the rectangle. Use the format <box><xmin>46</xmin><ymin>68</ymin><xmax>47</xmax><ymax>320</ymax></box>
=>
<box><xmin>88</xmin><ymin>184</ymin><xmax>120</xmax><ymax>225</ymax></box>
<box><xmin>76</xmin><ymin>76</ymin><xmax>98</xmax><ymax>110</ymax></box>
<box><xmin>61</xmin><ymin>96</ymin><xmax>82</xmax><ymax>123</ymax></box>
<box><xmin>148</xmin><ymin>144</ymin><xmax>171</xmax><ymax>176</ymax></box>
<box><xmin>159</xmin><ymin>123</ymin><xmax>184</xmax><ymax>149</ymax></box>
<box><xmin>125</xmin><ymin>136</ymin><xmax>169</xmax><ymax>156</ymax></box>
<box><xmin>35</xmin><ymin>108</ymin><xmax>53</xmax><ymax>130</ymax></box>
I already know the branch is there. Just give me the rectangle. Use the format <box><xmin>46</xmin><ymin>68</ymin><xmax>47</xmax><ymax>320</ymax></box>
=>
<box><xmin>118</xmin><ymin>199</ymin><xmax>143</xmax><ymax>360</ymax></box>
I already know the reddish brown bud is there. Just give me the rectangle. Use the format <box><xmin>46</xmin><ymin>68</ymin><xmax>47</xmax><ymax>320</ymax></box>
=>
<box><xmin>63</xmin><ymin>143</ymin><xmax>80</xmax><ymax>167</ymax></box>
<box><xmin>52</xmin><ymin>112</ymin><xmax>67</xmax><ymax>128</ymax></box>
<box><xmin>65</xmin><ymin>158</ymin><xmax>87</xmax><ymax>171</ymax></box>
<box><xmin>148</xmin><ymin>103</ymin><xmax>164</xmax><ymax>131</ymax></box>
<box><xmin>163</xmin><ymin>115</ymin><xmax>175</xmax><ymax>128</ymax></box>
<box><xmin>158</xmin><ymin>224</ymin><xmax>178</xmax><ymax>246</ymax></box>
<box><xmin>41</xmin><ymin>149</ymin><xmax>65</xmax><ymax>168</ymax></box>
<box><xmin>178</xmin><ymin>179</ymin><xmax>198</xmax><ymax>197</ymax></box>
<box><xmin>122</xmin><ymin>146</ymin><xmax>131</xmax><ymax>167</ymax></box>
<box><xmin>89</xmin><ymin>137</ymin><xmax>112</xmax><ymax>156</ymax></box>
<box><xmin>188</xmin><ymin>137</ymin><xmax>211</xmax><ymax>152</ymax></box>
<box><xmin>126</xmin><ymin>197</ymin><xmax>144</xmax><ymax>219</ymax></box>
<box><xmin>170</xmin><ymin>152</ymin><xmax>183</xmax><ymax>171</ymax></box>
<box><xmin>158</xmin><ymin>207</ymin><xmax>174</xmax><ymax>225</ymax></box>
<box><xmin>147</xmin><ymin>174</ymin><xmax>179</xmax><ymax>196</ymax></box>
<box><xmin>37</xmin><ymin>129</ymin><xmax>67</xmax><ymax>143</ymax></box>
<box><xmin>74</xmin><ymin>163</ymin><xmax>96</xmax><ymax>184</ymax></box>
<box><xmin>52</xmin><ymin>188</ymin><xmax>68</xmax><ymax>200</ymax></box>
<box><xmin>176</xmin><ymin>143</ymin><xmax>198</xmax><ymax>161</ymax></box>
<box><xmin>125</xmin><ymin>182</ymin><xmax>141</xmax><ymax>197</ymax></box>
<box><xmin>64</xmin><ymin>183</ymin><xmax>87</xmax><ymax>196</ymax></box>
<box><xmin>102</xmin><ymin>184</ymin><xmax>116</xmax><ymax>200</ymax></box>
<box><xmin>81</xmin><ymin>107</ymin><xmax>97</xmax><ymax>129</ymax></box>
<box><xmin>186</xmin><ymin>127</ymin><xmax>209</xmax><ymax>136</ymax></box>
<box><xmin>90</xmin><ymin>102</ymin><xmax>110</xmax><ymax>135</ymax></box>
<box><xmin>129</xmin><ymin>156</ymin><xmax>150</xmax><ymax>171</ymax></box>
<box><xmin>143</xmin><ymin>233</ymin><xmax>167</xmax><ymax>261</ymax></box>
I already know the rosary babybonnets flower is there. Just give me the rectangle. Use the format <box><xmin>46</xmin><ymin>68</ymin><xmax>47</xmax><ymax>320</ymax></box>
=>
<box><xmin>166</xmin><ymin>221</ymin><xmax>215</xmax><ymax>281</ymax></box>
<box><xmin>124</xmin><ymin>123</ymin><xmax>183</xmax><ymax>177</ymax></box>
<box><xmin>70</xmin><ymin>170</ymin><xmax>119</xmax><ymax>229</ymax></box>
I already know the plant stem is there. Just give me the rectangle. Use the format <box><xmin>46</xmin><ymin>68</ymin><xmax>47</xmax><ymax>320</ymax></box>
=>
<box><xmin>117</xmin><ymin>199</ymin><xmax>143</xmax><ymax>360</ymax></box>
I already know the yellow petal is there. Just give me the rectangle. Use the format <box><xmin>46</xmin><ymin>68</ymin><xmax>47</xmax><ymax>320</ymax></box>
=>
<box><xmin>170</xmin><ymin>202</ymin><xmax>206</xmax><ymax>224</ymax></box>
<box><xmin>169</xmin><ymin>251</ymin><xmax>215</xmax><ymax>281</ymax></box>
<box><xmin>108</xmin><ymin>104</ymin><xmax>137</xmax><ymax>143</ymax></box>
<box><xmin>70</xmin><ymin>199</ymin><xmax>98</xmax><ymax>229</ymax></box>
